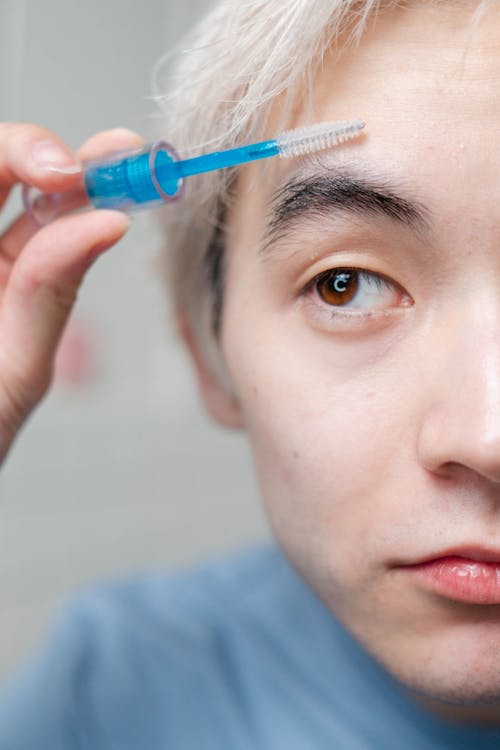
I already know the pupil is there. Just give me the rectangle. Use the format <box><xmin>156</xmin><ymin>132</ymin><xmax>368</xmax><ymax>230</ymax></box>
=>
<box><xmin>318</xmin><ymin>270</ymin><xmax>359</xmax><ymax>305</ymax></box>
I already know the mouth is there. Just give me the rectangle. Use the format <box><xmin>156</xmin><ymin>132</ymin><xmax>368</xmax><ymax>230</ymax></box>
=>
<box><xmin>400</xmin><ymin>547</ymin><xmax>500</xmax><ymax>605</ymax></box>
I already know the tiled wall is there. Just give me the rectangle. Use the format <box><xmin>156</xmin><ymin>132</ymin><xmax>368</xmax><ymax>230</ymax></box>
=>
<box><xmin>0</xmin><ymin>0</ymin><xmax>269</xmax><ymax>676</ymax></box>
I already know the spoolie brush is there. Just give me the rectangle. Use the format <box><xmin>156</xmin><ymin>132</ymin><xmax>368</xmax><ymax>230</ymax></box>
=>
<box><xmin>23</xmin><ymin>119</ymin><xmax>365</xmax><ymax>226</ymax></box>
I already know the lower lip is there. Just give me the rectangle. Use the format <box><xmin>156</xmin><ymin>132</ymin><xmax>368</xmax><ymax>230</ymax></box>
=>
<box><xmin>407</xmin><ymin>556</ymin><xmax>500</xmax><ymax>604</ymax></box>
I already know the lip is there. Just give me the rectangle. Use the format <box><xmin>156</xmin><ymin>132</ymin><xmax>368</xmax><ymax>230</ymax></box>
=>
<box><xmin>415</xmin><ymin>546</ymin><xmax>500</xmax><ymax>564</ymax></box>
<box><xmin>402</xmin><ymin>548</ymin><xmax>500</xmax><ymax>605</ymax></box>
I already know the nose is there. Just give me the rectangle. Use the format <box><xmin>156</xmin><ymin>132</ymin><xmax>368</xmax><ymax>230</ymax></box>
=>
<box><xmin>416</xmin><ymin>300</ymin><xmax>500</xmax><ymax>483</ymax></box>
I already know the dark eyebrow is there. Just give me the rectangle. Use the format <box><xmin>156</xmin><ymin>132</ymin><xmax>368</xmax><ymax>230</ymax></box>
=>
<box><xmin>261</xmin><ymin>168</ymin><xmax>432</xmax><ymax>252</ymax></box>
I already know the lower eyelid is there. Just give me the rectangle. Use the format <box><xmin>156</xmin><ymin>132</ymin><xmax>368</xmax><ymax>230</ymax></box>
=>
<box><xmin>304</xmin><ymin>294</ymin><xmax>401</xmax><ymax>318</ymax></box>
<box><xmin>300</xmin><ymin>296</ymin><xmax>411</xmax><ymax>334</ymax></box>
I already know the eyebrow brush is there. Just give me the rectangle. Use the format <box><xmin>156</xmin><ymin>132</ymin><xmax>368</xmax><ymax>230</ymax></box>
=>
<box><xmin>23</xmin><ymin>119</ymin><xmax>365</xmax><ymax>226</ymax></box>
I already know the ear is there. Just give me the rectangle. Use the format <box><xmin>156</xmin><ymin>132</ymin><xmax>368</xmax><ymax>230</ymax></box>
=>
<box><xmin>177</xmin><ymin>312</ymin><xmax>244</xmax><ymax>429</ymax></box>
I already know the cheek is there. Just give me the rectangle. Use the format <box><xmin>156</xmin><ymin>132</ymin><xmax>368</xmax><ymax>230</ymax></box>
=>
<box><xmin>222</xmin><ymin>306</ymin><xmax>413</xmax><ymax>582</ymax></box>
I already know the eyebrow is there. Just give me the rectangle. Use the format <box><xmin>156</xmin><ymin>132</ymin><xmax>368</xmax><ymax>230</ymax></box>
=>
<box><xmin>261</xmin><ymin>166</ymin><xmax>432</xmax><ymax>253</ymax></box>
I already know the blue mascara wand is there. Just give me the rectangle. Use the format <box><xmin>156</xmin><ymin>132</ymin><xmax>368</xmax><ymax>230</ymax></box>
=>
<box><xmin>24</xmin><ymin>119</ymin><xmax>365</xmax><ymax>226</ymax></box>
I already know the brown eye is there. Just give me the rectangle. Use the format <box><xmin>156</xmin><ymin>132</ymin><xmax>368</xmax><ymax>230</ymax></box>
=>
<box><xmin>316</xmin><ymin>269</ymin><xmax>359</xmax><ymax>306</ymax></box>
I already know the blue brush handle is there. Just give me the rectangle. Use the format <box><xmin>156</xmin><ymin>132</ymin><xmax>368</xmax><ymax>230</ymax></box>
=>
<box><xmin>23</xmin><ymin>138</ymin><xmax>281</xmax><ymax>225</ymax></box>
<box><xmin>172</xmin><ymin>139</ymin><xmax>279</xmax><ymax>177</ymax></box>
<box><xmin>84</xmin><ymin>139</ymin><xmax>280</xmax><ymax>210</ymax></box>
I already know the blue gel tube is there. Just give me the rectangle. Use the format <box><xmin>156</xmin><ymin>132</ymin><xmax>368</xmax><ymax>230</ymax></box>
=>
<box><xmin>84</xmin><ymin>141</ymin><xmax>184</xmax><ymax>210</ymax></box>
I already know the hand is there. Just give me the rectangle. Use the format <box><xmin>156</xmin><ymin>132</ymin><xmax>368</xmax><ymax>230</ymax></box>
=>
<box><xmin>0</xmin><ymin>124</ymin><xmax>144</xmax><ymax>462</ymax></box>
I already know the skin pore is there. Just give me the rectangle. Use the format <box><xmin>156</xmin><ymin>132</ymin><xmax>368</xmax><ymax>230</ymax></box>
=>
<box><xmin>190</xmin><ymin>1</ymin><xmax>500</xmax><ymax>726</ymax></box>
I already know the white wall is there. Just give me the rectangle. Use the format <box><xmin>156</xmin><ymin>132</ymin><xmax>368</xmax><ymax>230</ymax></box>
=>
<box><xmin>0</xmin><ymin>0</ymin><xmax>269</xmax><ymax>676</ymax></box>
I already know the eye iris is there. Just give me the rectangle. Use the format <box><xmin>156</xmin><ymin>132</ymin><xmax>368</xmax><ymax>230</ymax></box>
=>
<box><xmin>317</xmin><ymin>270</ymin><xmax>359</xmax><ymax>306</ymax></box>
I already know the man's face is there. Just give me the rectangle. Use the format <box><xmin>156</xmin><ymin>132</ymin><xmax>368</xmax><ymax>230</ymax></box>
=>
<box><xmin>218</xmin><ymin>1</ymin><xmax>500</xmax><ymax>721</ymax></box>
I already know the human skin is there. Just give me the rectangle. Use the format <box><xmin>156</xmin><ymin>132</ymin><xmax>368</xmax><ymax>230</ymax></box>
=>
<box><xmin>190</xmin><ymin>1</ymin><xmax>500</xmax><ymax>725</ymax></box>
<box><xmin>0</xmin><ymin>126</ymin><xmax>142</xmax><ymax>461</ymax></box>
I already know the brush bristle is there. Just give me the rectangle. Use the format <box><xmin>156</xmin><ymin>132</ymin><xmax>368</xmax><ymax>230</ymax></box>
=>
<box><xmin>276</xmin><ymin>119</ymin><xmax>365</xmax><ymax>158</ymax></box>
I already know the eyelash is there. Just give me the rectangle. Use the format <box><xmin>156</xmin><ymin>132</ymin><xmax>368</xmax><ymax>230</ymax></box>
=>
<box><xmin>303</xmin><ymin>266</ymin><xmax>411</xmax><ymax>320</ymax></box>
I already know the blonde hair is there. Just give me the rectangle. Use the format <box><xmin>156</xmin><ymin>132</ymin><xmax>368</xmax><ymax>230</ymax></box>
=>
<box><xmin>151</xmin><ymin>0</ymin><xmax>486</xmax><ymax>379</ymax></box>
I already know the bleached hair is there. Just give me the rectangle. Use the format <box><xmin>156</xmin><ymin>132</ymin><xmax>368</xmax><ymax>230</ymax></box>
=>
<box><xmin>150</xmin><ymin>0</ymin><xmax>488</xmax><ymax>382</ymax></box>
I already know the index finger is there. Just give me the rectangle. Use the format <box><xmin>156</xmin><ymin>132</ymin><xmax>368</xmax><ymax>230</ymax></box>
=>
<box><xmin>0</xmin><ymin>122</ymin><xmax>82</xmax><ymax>209</ymax></box>
<box><xmin>75</xmin><ymin>127</ymin><xmax>145</xmax><ymax>162</ymax></box>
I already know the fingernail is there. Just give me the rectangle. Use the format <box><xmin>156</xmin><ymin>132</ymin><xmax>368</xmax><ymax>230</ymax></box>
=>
<box><xmin>32</xmin><ymin>140</ymin><xmax>82</xmax><ymax>174</ymax></box>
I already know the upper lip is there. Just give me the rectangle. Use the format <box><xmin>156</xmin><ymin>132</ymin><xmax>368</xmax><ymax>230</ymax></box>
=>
<box><xmin>410</xmin><ymin>546</ymin><xmax>500</xmax><ymax>565</ymax></box>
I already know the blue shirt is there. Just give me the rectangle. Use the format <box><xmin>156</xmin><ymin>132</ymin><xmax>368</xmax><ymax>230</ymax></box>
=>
<box><xmin>1</xmin><ymin>544</ymin><xmax>500</xmax><ymax>749</ymax></box>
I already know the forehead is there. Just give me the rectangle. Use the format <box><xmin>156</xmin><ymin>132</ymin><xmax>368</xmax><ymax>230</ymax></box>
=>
<box><xmin>228</xmin><ymin>1</ymin><xmax>500</xmax><ymax>250</ymax></box>
<box><xmin>310</xmin><ymin>2</ymin><xmax>500</xmax><ymax>155</ymax></box>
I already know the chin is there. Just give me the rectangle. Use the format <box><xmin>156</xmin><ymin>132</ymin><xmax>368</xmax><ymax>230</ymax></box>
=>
<box><xmin>404</xmin><ymin>672</ymin><xmax>500</xmax><ymax>708</ymax></box>
<box><xmin>377</xmin><ymin>643</ymin><xmax>500</xmax><ymax>711</ymax></box>
<box><xmin>351</xmin><ymin>615</ymin><xmax>500</xmax><ymax>716</ymax></box>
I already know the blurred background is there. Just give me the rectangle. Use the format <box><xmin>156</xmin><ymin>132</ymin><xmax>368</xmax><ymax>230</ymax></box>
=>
<box><xmin>0</xmin><ymin>0</ymin><xmax>268</xmax><ymax>676</ymax></box>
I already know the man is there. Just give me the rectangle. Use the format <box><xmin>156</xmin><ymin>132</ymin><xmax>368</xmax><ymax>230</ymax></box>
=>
<box><xmin>2</xmin><ymin>0</ymin><xmax>500</xmax><ymax>746</ymax></box>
